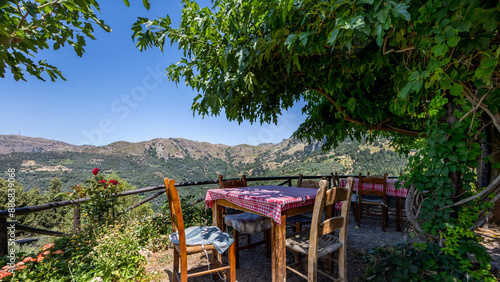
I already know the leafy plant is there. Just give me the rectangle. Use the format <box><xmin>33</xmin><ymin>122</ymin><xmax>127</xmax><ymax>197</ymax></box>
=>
<box><xmin>363</xmin><ymin>242</ymin><xmax>495</xmax><ymax>282</ymax></box>
<box><xmin>65</xmin><ymin>168</ymin><xmax>125</xmax><ymax>228</ymax></box>
<box><xmin>0</xmin><ymin>0</ymin><xmax>151</xmax><ymax>81</ymax></box>
<box><xmin>0</xmin><ymin>215</ymin><xmax>160</xmax><ymax>281</ymax></box>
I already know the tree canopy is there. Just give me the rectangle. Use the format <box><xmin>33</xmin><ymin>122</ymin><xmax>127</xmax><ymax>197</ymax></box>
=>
<box><xmin>0</xmin><ymin>0</ymin><xmax>149</xmax><ymax>81</ymax></box>
<box><xmin>134</xmin><ymin>0</ymin><xmax>497</xmax><ymax>148</ymax></box>
<box><xmin>134</xmin><ymin>0</ymin><xmax>500</xmax><ymax>278</ymax></box>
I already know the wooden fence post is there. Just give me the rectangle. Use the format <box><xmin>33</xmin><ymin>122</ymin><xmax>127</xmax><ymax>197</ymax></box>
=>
<box><xmin>0</xmin><ymin>217</ymin><xmax>7</xmax><ymax>255</ymax></box>
<box><xmin>73</xmin><ymin>205</ymin><xmax>81</xmax><ymax>233</ymax></box>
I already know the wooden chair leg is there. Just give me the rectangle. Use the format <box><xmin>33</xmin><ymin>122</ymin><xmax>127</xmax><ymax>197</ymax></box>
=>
<box><xmin>228</xmin><ymin>242</ymin><xmax>236</xmax><ymax>282</ymax></box>
<box><xmin>396</xmin><ymin>196</ymin><xmax>402</xmax><ymax>232</ymax></box>
<box><xmin>357</xmin><ymin>202</ymin><xmax>362</xmax><ymax>227</ymax></box>
<box><xmin>324</xmin><ymin>252</ymin><xmax>333</xmax><ymax>273</ymax></box>
<box><xmin>307</xmin><ymin>251</ymin><xmax>318</xmax><ymax>282</ymax></box>
<box><xmin>382</xmin><ymin>206</ymin><xmax>387</xmax><ymax>232</ymax></box>
<box><xmin>351</xmin><ymin>202</ymin><xmax>358</xmax><ymax>223</ymax></box>
<box><xmin>338</xmin><ymin>246</ymin><xmax>347</xmax><ymax>282</ymax></box>
<box><xmin>211</xmin><ymin>249</ymin><xmax>218</xmax><ymax>280</ymax></box>
<box><xmin>233</xmin><ymin>228</ymin><xmax>240</xmax><ymax>269</ymax></box>
<box><xmin>264</xmin><ymin>229</ymin><xmax>271</xmax><ymax>258</ymax></box>
<box><xmin>292</xmin><ymin>222</ymin><xmax>302</xmax><ymax>262</ymax></box>
<box><xmin>180</xmin><ymin>248</ymin><xmax>188</xmax><ymax>282</ymax></box>
<box><xmin>173</xmin><ymin>247</ymin><xmax>180</xmax><ymax>282</ymax></box>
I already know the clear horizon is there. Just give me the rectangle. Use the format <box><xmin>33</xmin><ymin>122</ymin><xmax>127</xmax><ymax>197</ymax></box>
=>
<box><xmin>1</xmin><ymin>1</ymin><xmax>306</xmax><ymax>147</ymax></box>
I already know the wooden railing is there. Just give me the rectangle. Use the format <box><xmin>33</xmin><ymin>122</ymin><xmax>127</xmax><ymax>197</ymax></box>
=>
<box><xmin>0</xmin><ymin>174</ymin><xmax>396</xmax><ymax>255</ymax></box>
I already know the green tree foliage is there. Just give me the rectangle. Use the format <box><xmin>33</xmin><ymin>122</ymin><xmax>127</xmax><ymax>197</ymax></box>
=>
<box><xmin>0</xmin><ymin>178</ymin><xmax>71</xmax><ymax>232</ymax></box>
<box><xmin>133</xmin><ymin>0</ymin><xmax>500</xmax><ymax>278</ymax></box>
<box><xmin>0</xmin><ymin>0</ymin><xmax>149</xmax><ymax>81</ymax></box>
<box><xmin>39</xmin><ymin>177</ymin><xmax>71</xmax><ymax>230</ymax></box>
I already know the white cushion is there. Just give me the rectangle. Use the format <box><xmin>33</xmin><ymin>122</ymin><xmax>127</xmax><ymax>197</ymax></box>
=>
<box><xmin>225</xmin><ymin>212</ymin><xmax>272</xmax><ymax>234</ymax></box>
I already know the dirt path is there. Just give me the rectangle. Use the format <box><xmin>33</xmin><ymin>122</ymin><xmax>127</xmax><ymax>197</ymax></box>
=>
<box><xmin>144</xmin><ymin>217</ymin><xmax>500</xmax><ymax>281</ymax></box>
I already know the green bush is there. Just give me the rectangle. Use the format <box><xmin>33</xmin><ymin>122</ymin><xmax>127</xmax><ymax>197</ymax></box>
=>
<box><xmin>0</xmin><ymin>214</ymin><xmax>160</xmax><ymax>281</ymax></box>
<box><xmin>363</xmin><ymin>242</ymin><xmax>496</xmax><ymax>282</ymax></box>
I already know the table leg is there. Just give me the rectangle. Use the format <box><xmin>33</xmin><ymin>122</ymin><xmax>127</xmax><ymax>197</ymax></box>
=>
<box><xmin>396</xmin><ymin>196</ymin><xmax>402</xmax><ymax>232</ymax></box>
<box><xmin>271</xmin><ymin>214</ymin><xmax>287</xmax><ymax>282</ymax></box>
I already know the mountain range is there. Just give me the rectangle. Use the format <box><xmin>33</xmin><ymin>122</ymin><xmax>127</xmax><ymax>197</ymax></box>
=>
<box><xmin>0</xmin><ymin>134</ymin><xmax>408</xmax><ymax>195</ymax></box>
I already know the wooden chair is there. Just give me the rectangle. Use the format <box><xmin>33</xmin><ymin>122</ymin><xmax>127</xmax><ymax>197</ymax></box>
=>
<box><xmin>297</xmin><ymin>174</ymin><xmax>323</xmax><ymax>189</ymax></box>
<box><xmin>218</xmin><ymin>175</ymin><xmax>271</xmax><ymax>269</ymax></box>
<box><xmin>164</xmin><ymin>178</ymin><xmax>236</xmax><ymax>282</ymax></box>
<box><xmin>286</xmin><ymin>174</ymin><xmax>326</xmax><ymax>233</ymax></box>
<box><xmin>285</xmin><ymin>177</ymin><xmax>355</xmax><ymax>281</ymax></box>
<box><xmin>331</xmin><ymin>172</ymin><xmax>340</xmax><ymax>187</ymax></box>
<box><xmin>355</xmin><ymin>173</ymin><xmax>389</xmax><ymax>231</ymax></box>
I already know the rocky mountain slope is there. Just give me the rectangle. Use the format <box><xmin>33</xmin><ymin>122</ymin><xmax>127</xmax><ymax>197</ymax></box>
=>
<box><xmin>0</xmin><ymin>134</ymin><xmax>408</xmax><ymax>194</ymax></box>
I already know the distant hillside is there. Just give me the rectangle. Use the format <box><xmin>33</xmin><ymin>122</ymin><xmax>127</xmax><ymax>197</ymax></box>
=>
<box><xmin>0</xmin><ymin>135</ymin><xmax>80</xmax><ymax>154</ymax></box>
<box><xmin>0</xmin><ymin>135</ymin><xmax>408</xmax><ymax>206</ymax></box>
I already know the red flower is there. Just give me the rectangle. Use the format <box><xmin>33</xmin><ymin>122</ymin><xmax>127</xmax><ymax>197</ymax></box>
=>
<box><xmin>36</xmin><ymin>254</ymin><xmax>45</xmax><ymax>262</ymax></box>
<box><xmin>42</xmin><ymin>243</ymin><xmax>55</xmax><ymax>251</ymax></box>
<box><xmin>109</xmin><ymin>180</ymin><xmax>119</xmax><ymax>185</ymax></box>
<box><xmin>52</xmin><ymin>250</ymin><xmax>64</xmax><ymax>255</ymax></box>
<box><xmin>92</xmin><ymin>168</ymin><xmax>101</xmax><ymax>175</ymax></box>
<box><xmin>99</xmin><ymin>180</ymin><xmax>107</xmax><ymax>184</ymax></box>
<box><xmin>22</xmin><ymin>256</ymin><xmax>36</xmax><ymax>263</ymax></box>
<box><xmin>0</xmin><ymin>271</ymin><xmax>12</xmax><ymax>278</ymax></box>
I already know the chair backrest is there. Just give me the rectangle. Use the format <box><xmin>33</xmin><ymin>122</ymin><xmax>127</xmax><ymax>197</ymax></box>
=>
<box><xmin>297</xmin><ymin>174</ymin><xmax>322</xmax><ymax>188</ymax></box>
<box><xmin>164</xmin><ymin>178</ymin><xmax>186</xmax><ymax>250</ymax></box>
<box><xmin>331</xmin><ymin>172</ymin><xmax>340</xmax><ymax>187</ymax></box>
<box><xmin>358</xmin><ymin>172</ymin><xmax>388</xmax><ymax>198</ymax></box>
<box><xmin>307</xmin><ymin>177</ymin><xmax>355</xmax><ymax>279</ymax></box>
<box><xmin>218</xmin><ymin>175</ymin><xmax>247</xmax><ymax>188</ymax></box>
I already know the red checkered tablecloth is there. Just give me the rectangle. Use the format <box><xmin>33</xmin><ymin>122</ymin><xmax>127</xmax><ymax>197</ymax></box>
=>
<box><xmin>339</xmin><ymin>178</ymin><xmax>407</xmax><ymax>197</ymax></box>
<box><xmin>205</xmin><ymin>185</ymin><xmax>317</xmax><ymax>225</ymax></box>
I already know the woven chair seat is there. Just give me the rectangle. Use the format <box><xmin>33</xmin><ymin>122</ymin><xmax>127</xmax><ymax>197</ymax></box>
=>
<box><xmin>225</xmin><ymin>212</ymin><xmax>272</xmax><ymax>234</ymax></box>
<box><xmin>360</xmin><ymin>195</ymin><xmax>384</xmax><ymax>203</ymax></box>
<box><xmin>174</xmin><ymin>242</ymin><xmax>217</xmax><ymax>254</ymax></box>
<box><xmin>286</xmin><ymin>230</ymin><xmax>343</xmax><ymax>259</ymax></box>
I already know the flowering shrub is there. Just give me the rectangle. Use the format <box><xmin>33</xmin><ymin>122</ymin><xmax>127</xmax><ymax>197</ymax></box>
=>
<box><xmin>67</xmin><ymin>168</ymin><xmax>124</xmax><ymax>226</ymax></box>
<box><xmin>0</xmin><ymin>170</ymin><xmax>215</xmax><ymax>281</ymax></box>
<box><xmin>0</xmin><ymin>244</ymin><xmax>66</xmax><ymax>281</ymax></box>
<box><xmin>0</xmin><ymin>216</ymin><xmax>155</xmax><ymax>281</ymax></box>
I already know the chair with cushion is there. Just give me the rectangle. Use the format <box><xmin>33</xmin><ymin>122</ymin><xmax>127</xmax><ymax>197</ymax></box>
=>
<box><xmin>355</xmin><ymin>173</ymin><xmax>389</xmax><ymax>231</ymax></box>
<box><xmin>286</xmin><ymin>174</ymin><xmax>326</xmax><ymax>233</ymax></box>
<box><xmin>297</xmin><ymin>174</ymin><xmax>323</xmax><ymax>189</ymax></box>
<box><xmin>218</xmin><ymin>175</ymin><xmax>272</xmax><ymax>269</ymax></box>
<box><xmin>286</xmin><ymin>177</ymin><xmax>355</xmax><ymax>281</ymax></box>
<box><xmin>164</xmin><ymin>178</ymin><xmax>236</xmax><ymax>282</ymax></box>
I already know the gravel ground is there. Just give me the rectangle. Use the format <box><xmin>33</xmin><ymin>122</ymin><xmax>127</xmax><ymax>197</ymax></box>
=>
<box><xmin>146</xmin><ymin>214</ymin><xmax>418</xmax><ymax>281</ymax></box>
<box><xmin>145</xmin><ymin>214</ymin><xmax>500</xmax><ymax>281</ymax></box>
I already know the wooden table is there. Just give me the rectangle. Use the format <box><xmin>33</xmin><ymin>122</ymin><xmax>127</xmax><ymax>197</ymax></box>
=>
<box><xmin>205</xmin><ymin>185</ymin><xmax>319</xmax><ymax>282</ymax></box>
<box><xmin>339</xmin><ymin>178</ymin><xmax>407</xmax><ymax>231</ymax></box>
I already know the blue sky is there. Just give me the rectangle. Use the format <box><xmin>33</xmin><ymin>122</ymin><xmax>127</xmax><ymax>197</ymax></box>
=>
<box><xmin>0</xmin><ymin>1</ymin><xmax>306</xmax><ymax>147</ymax></box>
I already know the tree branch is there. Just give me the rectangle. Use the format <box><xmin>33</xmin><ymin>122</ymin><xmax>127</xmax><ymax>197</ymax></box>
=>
<box><xmin>312</xmin><ymin>89</ymin><xmax>422</xmax><ymax>137</ymax></box>
<box><xmin>439</xmin><ymin>174</ymin><xmax>500</xmax><ymax>209</ymax></box>
<box><xmin>2</xmin><ymin>2</ymin><xmax>29</xmax><ymax>47</ymax></box>
<box><xmin>382</xmin><ymin>32</ymin><xmax>415</xmax><ymax>55</ymax></box>
<box><xmin>460</xmin><ymin>82</ymin><xmax>500</xmax><ymax>132</ymax></box>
